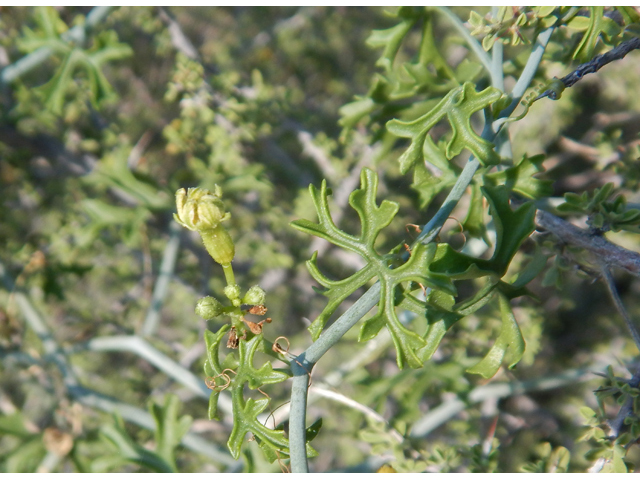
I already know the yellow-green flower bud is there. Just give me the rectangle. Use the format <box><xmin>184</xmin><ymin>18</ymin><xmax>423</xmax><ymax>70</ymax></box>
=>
<box><xmin>174</xmin><ymin>187</ymin><xmax>235</xmax><ymax>266</ymax></box>
<box><xmin>242</xmin><ymin>285</ymin><xmax>266</xmax><ymax>306</ymax></box>
<box><xmin>195</xmin><ymin>296</ymin><xmax>224</xmax><ymax>319</ymax></box>
<box><xmin>174</xmin><ymin>186</ymin><xmax>230</xmax><ymax>231</ymax></box>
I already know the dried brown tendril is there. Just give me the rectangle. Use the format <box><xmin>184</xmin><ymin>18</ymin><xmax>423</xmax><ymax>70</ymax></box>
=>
<box><xmin>204</xmin><ymin>368</ymin><xmax>236</xmax><ymax>391</ymax></box>
<box><xmin>272</xmin><ymin>336</ymin><xmax>291</xmax><ymax>356</ymax></box>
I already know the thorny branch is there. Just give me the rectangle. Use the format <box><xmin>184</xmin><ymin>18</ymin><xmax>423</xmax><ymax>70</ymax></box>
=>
<box><xmin>600</xmin><ymin>267</ymin><xmax>640</xmax><ymax>352</ymax></box>
<box><xmin>537</xmin><ymin>37</ymin><xmax>640</xmax><ymax>101</ymax></box>
<box><xmin>538</xmin><ymin>209</ymin><xmax>640</xmax><ymax>448</ymax></box>
<box><xmin>599</xmin><ymin>268</ymin><xmax>640</xmax><ymax>443</ymax></box>
<box><xmin>535</xmin><ymin>208</ymin><xmax>640</xmax><ymax>278</ymax></box>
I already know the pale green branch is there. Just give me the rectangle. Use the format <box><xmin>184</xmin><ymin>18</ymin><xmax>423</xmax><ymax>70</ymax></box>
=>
<box><xmin>288</xmin><ymin>21</ymin><xmax>556</xmax><ymax>473</ymax></box>
<box><xmin>410</xmin><ymin>362</ymin><xmax>611</xmax><ymax>438</ymax></box>
<box><xmin>0</xmin><ymin>6</ymin><xmax>116</xmax><ymax>86</ymax></box>
<box><xmin>141</xmin><ymin>220</ymin><xmax>182</xmax><ymax>337</ymax></box>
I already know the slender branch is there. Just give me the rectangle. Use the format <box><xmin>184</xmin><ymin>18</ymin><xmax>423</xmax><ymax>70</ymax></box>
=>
<box><xmin>601</xmin><ymin>270</ymin><xmax>640</xmax><ymax>449</ymax></box>
<box><xmin>501</xmin><ymin>26</ymin><xmax>555</xmax><ymax>119</ymax></box>
<box><xmin>1</xmin><ymin>261</ymin><xmax>80</xmax><ymax>390</ymax></box>
<box><xmin>415</xmin><ymin>157</ymin><xmax>481</xmax><ymax>246</ymax></box>
<box><xmin>535</xmin><ymin>209</ymin><xmax>640</xmax><ymax>278</ymax></box>
<box><xmin>537</xmin><ymin>37</ymin><xmax>640</xmax><ymax>101</ymax></box>
<box><xmin>70</xmin><ymin>335</ymin><xmax>232</xmax><ymax>416</ymax></box>
<box><xmin>410</xmin><ymin>362</ymin><xmax>611</xmax><ymax>438</ymax></box>
<box><xmin>416</xmin><ymin>25</ymin><xmax>554</xmax><ymax>247</ymax></box>
<box><xmin>309</xmin><ymin>384</ymin><xmax>404</xmax><ymax>443</ymax></box>
<box><xmin>141</xmin><ymin>220</ymin><xmax>182</xmax><ymax>337</ymax></box>
<box><xmin>608</xmin><ymin>365</ymin><xmax>640</xmax><ymax>438</ymax></box>
<box><xmin>600</xmin><ymin>267</ymin><xmax>640</xmax><ymax>351</ymax></box>
<box><xmin>434</xmin><ymin>7</ymin><xmax>493</xmax><ymax>78</ymax></box>
<box><xmin>157</xmin><ymin>7</ymin><xmax>201</xmax><ymax>60</ymax></box>
<box><xmin>288</xmin><ymin>23</ymin><xmax>556</xmax><ymax>472</ymax></box>
<box><xmin>0</xmin><ymin>6</ymin><xmax>117</xmax><ymax>86</ymax></box>
<box><xmin>537</xmin><ymin>211</ymin><xmax>640</xmax><ymax>445</ymax></box>
<box><xmin>490</xmin><ymin>6</ymin><xmax>505</xmax><ymax>92</ymax></box>
<box><xmin>289</xmin><ymin>284</ymin><xmax>381</xmax><ymax>472</ymax></box>
<box><xmin>0</xmin><ymin>260</ymin><xmax>237</xmax><ymax>469</ymax></box>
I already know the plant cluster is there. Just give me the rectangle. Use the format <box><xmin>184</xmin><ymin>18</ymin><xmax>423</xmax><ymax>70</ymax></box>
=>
<box><xmin>2</xmin><ymin>6</ymin><xmax>640</xmax><ymax>473</ymax></box>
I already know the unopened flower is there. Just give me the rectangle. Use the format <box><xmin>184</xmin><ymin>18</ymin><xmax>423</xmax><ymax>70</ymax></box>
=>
<box><xmin>174</xmin><ymin>186</ymin><xmax>230</xmax><ymax>232</ymax></box>
<box><xmin>224</xmin><ymin>284</ymin><xmax>242</xmax><ymax>306</ymax></box>
<box><xmin>195</xmin><ymin>296</ymin><xmax>224</xmax><ymax>319</ymax></box>
<box><xmin>242</xmin><ymin>285</ymin><xmax>266</xmax><ymax>306</ymax></box>
<box><xmin>174</xmin><ymin>186</ymin><xmax>235</xmax><ymax>266</ymax></box>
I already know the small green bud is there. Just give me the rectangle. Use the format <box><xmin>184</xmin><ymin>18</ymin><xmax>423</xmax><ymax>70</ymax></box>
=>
<box><xmin>242</xmin><ymin>285</ymin><xmax>266</xmax><ymax>306</ymax></box>
<box><xmin>195</xmin><ymin>296</ymin><xmax>224</xmax><ymax>319</ymax></box>
<box><xmin>224</xmin><ymin>284</ymin><xmax>242</xmax><ymax>306</ymax></box>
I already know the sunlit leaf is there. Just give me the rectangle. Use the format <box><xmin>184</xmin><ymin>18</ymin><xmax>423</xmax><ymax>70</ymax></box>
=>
<box><xmin>387</xmin><ymin>82</ymin><xmax>503</xmax><ymax>173</ymax></box>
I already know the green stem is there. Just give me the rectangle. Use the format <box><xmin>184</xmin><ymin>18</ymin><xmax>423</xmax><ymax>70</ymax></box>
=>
<box><xmin>288</xmin><ymin>21</ymin><xmax>557</xmax><ymax>474</ymax></box>
<box><xmin>434</xmin><ymin>6</ymin><xmax>493</xmax><ymax>79</ymax></box>
<box><xmin>222</xmin><ymin>263</ymin><xmax>236</xmax><ymax>287</ymax></box>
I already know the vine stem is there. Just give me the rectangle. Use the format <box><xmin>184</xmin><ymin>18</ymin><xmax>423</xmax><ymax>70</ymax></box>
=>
<box><xmin>289</xmin><ymin>23</ymin><xmax>556</xmax><ymax>472</ymax></box>
<box><xmin>289</xmin><ymin>23</ymin><xmax>555</xmax><ymax>472</ymax></box>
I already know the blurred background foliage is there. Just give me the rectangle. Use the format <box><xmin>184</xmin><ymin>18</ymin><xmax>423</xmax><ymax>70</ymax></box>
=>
<box><xmin>1</xmin><ymin>6</ymin><xmax>640</xmax><ymax>472</ymax></box>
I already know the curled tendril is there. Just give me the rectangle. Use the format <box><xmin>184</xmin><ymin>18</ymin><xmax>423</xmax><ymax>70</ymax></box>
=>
<box><xmin>273</xmin><ymin>335</ymin><xmax>313</xmax><ymax>385</ymax></box>
<box><xmin>272</xmin><ymin>336</ymin><xmax>291</xmax><ymax>356</ymax></box>
<box><xmin>405</xmin><ymin>223</ymin><xmax>422</xmax><ymax>236</ymax></box>
<box><xmin>444</xmin><ymin>216</ymin><xmax>467</xmax><ymax>251</ymax></box>
<box><xmin>204</xmin><ymin>368</ymin><xmax>237</xmax><ymax>392</ymax></box>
